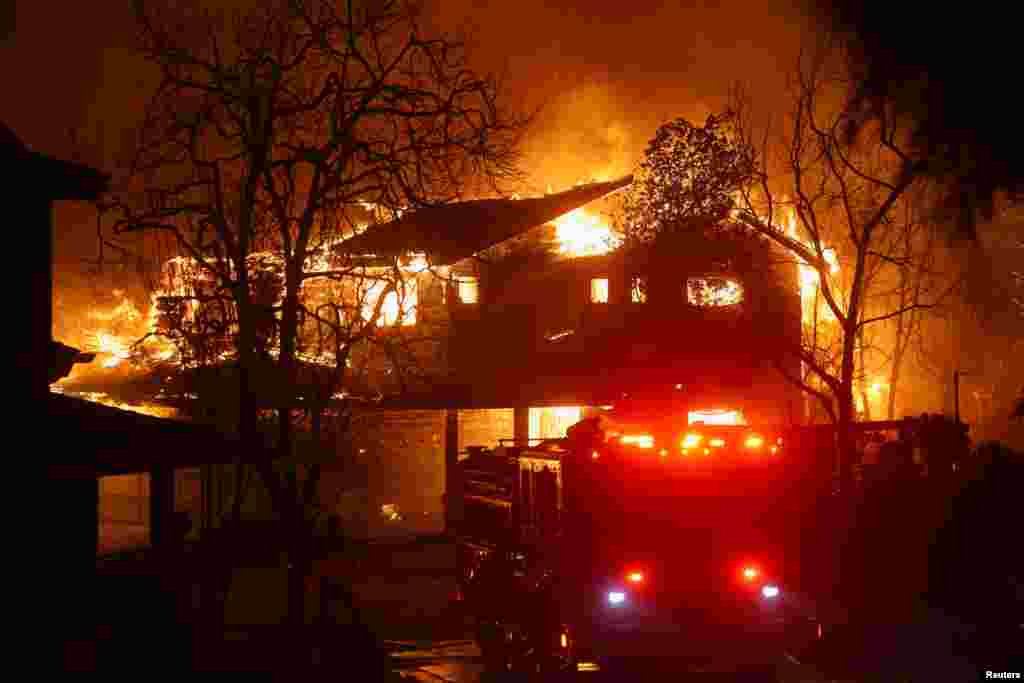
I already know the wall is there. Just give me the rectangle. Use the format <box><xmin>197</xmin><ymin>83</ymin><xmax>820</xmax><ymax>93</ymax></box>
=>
<box><xmin>96</xmin><ymin>467</ymin><xmax>202</xmax><ymax>555</ymax></box>
<box><xmin>99</xmin><ymin>474</ymin><xmax>149</xmax><ymax>554</ymax></box>
<box><xmin>458</xmin><ymin>408</ymin><xmax>514</xmax><ymax>451</ymax></box>
<box><xmin>348</xmin><ymin>408</ymin><xmax>447</xmax><ymax>538</ymax></box>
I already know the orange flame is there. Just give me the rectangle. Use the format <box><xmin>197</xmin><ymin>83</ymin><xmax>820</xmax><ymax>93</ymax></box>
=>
<box><xmin>554</xmin><ymin>207</ymin><xmax>621</xmax><ymax>257</ymax></box>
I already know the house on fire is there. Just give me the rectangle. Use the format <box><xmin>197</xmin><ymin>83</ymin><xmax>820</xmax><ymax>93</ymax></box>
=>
<box><xmin>306</xmin><ymin>177</ymin><xmax>804</xmax><ymax>535</ymax></box>
<box><xmin>108</xmin><ymin>176</ymin><xmax>802</xmax><ymax>538</ymax></box>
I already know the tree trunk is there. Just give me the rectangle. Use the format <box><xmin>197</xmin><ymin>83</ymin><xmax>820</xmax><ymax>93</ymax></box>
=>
<box><xmin>838</xmin><ymin>317</ymin><xmax>860</xmax><ymax>492</ymax></box>
<box><xmin>887</xmin><ymin>346</ymin><xmax>903</xmax><ymax>421</ymax></box>
<box><xmin>858</xmin><ymin>327</ymin><xmax>871</xmax><ymax>421</ymax></box>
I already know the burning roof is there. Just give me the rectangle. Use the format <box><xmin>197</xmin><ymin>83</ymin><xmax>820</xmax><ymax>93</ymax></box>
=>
<box><xmin>334</xmin><ymin>176</ymin><xmax>632</xmax><ymax>264</ymax></box>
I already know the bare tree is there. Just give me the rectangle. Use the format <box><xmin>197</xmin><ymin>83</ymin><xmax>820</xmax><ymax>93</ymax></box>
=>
<box><xmin>99</xmin><ymin>0</ymin><xmax>529</xmax><ymax>647</ymax></box>
<box><xmin>731</xmin><ymin>42</ymin><xmax>953</xmax><ymax>488</ymax></box>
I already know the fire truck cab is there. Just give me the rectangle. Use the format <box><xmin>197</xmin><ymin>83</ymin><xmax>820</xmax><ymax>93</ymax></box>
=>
<box><xmin>463</xmin><ymin>405</ymin><xmax>822</xmax><ymax>679</ymax></box>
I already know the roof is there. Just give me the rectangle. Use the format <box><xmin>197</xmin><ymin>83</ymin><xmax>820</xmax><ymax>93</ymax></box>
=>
<box><xmin>2</xmin><ymin>122</ymin><xmax>109</xmax><ymax>200</ymax></box>
<box><xmin>335</xmin><ymin>176</ymin><xmax>632</xmax><ymax>265</ymax></box>
<box><xmin>47</xmin><ymin>393</ymin><xmax>273</xmax><ymax>479</ymax></box>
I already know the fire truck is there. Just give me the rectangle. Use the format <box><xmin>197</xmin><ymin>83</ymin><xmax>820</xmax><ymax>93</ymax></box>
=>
<box><xmin>459</xmin><ymin>402</ymin><xmax>828</xmax><ymax>679</ymax></box>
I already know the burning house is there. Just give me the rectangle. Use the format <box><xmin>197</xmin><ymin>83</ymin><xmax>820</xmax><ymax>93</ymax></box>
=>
<box><xmin>315</xmin><ymin>177</ymin><xmax>802</xmax><ymax>534</ymax></box>
<box><xmin>54</xmin><ymin>174</ymin><xmax>803</xmax><ymax>540</ymax></box>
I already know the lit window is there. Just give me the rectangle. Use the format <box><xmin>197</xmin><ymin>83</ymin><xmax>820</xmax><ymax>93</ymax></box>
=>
<box><xmin>631</xmin><ymin>276</ymin><xmax>647</xmax><ymax>303</ymax></box>
<box><xmin>590</xmin><ymin>278</ymin><xmax>609</xmax><ymax>303</ymax></box>
<box><xmin>361</xmin><ymin>278</ymin><xmax>417</xmax><ymax>326</ymax></box>
<box><xmin>688</xmin><ymin>409</ymin><xmax>746</xmax><ymax>426</ymax></box>
<box><xmin>529</xmin><ymin>406</ymin><xmax>584</xmax><ymax>440</ymax></box>
<box><xmin>686</xmin><ymin>276</ymin><xmax>744</xmax><ymax>307</ymax></box>
<box><xmin>456</xmin><ymin>276</ymin><xmax>479</xmax><ymax>304</ymax></box>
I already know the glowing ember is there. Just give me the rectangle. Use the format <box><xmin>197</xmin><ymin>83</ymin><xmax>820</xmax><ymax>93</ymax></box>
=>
<box><xmin>555</xmin><ymin>207</ymin><xmax>622</xmax><ymax>257</ymax></box>
<box><xmin>62</xmin><ymin>391</ymin><xmax>179</xmax><ymax>419</ymax></box>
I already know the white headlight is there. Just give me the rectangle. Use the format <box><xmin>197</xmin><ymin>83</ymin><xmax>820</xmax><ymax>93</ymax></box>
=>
<box><xmin>607</xmin><ymin>591</ymin><xmax>626</xmax><ymax>606</ymax></box>
<box><xmin>761</xmin><ymin>584</ymin><xmax>780</xmax><ymax>599</ymax></box>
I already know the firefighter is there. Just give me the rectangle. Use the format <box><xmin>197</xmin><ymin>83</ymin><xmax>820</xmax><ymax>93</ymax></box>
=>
<box><xmin>566</xmin><ymin>414</ymin><xmax>605</xmax><ymax>449</ymax></box>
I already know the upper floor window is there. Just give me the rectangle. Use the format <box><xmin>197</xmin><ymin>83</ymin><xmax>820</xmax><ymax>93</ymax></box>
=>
<box><xmin>686</xmin><ymin>276</ymin><xmax>744</xmax><ymax>307</ymax></box>
<box><xmin>367</xmin><ymin>278</ymin><xmax>417</xmax><ymax>327</ymax></box>
<box><xmin>631</xmin><ymin>276</ymin><xmax>647</xmax><ymax>303</ymax></box>
<box><xmin>455</xmin><ymin>276</ymin><xmax>479</xmax><ymax>304</ymax></box>
<box><xmin>590</xmin><ymin>277</ymin><xmax>609</xmax><ymax>303</ymax></box>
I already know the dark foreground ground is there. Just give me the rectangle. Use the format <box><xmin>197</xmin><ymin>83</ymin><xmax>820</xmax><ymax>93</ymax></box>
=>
<box><xmin>71</xmin><ymin>533</ymin><xmax>1020</xmax><ymax>681</ymax></box>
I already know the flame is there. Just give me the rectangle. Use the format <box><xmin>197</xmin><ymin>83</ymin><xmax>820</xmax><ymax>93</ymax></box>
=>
<box><xmin>62</xmin><ymin>291</ymin><xmax>150</xmax><ymax>375</ymax></box>
<box><xmin>780</xmin><ymin>207</ymin><xmax>840</xmax><ymax>324</ymax></box>
<box><xmin>65</xmin><ymin>390</ymin><xmax>179</xmax><ymax>419</ymax></box>
<box><xmin>92</xmin><ymin>332</ymin><xmax>133</xmax><ymax>368</ymax></box>
<box><xmin>554</xmin><ymin>207</ymin><xmax>622</xmax><ymax>257</ymax></box>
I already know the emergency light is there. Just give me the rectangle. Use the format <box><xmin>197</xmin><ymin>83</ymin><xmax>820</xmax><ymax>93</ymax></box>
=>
<box><xmin>620</xmin><ymin>434</ymin><xmax>654</xmax><ymax>449</ymax></box>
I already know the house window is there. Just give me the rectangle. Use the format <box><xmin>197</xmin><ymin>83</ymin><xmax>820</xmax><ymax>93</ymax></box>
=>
<box><xmin>590</xmin><ymin>278</ymin><xmax>609</xmax><ymax>303</ymax></box>
<box><xmin>456</xmin><ymin>276</ymin><xmax>479</xmax><ymax>304</ymax></box>
<box><xmin>686</xmin><ymin>276</ymin><xmax>744</xmax><ymax>307</ymax></box>
<box><xmin>361</xmin><ymin>277</ymin><xmax>418</xmax><ymax>326</ymax></box>
<box><xmin>631</xmin><ymin>276</ymin><xmax>647</xmax><ymax>303</ymax></box>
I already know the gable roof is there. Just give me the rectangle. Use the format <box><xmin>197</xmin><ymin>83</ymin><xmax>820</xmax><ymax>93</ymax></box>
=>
<box><xmin>335</xmin><ymin>176</ymin><xmax>632</xmax><ymax>265</ymax></box>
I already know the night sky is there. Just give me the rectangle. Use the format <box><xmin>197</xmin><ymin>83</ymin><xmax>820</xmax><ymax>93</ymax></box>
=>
<box><xmin>4</xmin><ymin>0</ymin><xmax>805</xmax><ymax>317</ymax></box>
<box><xmin>4</xmin><ymin>0</ymin><xmax>811</xmax><ymax>259</ymax></box>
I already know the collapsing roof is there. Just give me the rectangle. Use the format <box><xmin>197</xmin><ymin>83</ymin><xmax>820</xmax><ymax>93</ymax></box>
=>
<box><xmin>334</xmin><ymin>176</ymin><xmax>632</xmax><ymax>265</ymax></box>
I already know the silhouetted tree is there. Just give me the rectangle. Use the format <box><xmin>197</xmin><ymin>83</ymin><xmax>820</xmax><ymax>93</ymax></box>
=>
<box><xmin>622</xmin><ymin>111</ymin><xmax>755</xmax><ymax>244</ymax></box>
<box><xmin>97</xmin><ymin>0</ymin><xmax>529</xmax><ymax>665</ymax></box>
<box><xmin>729</xmin><ymin>45</ymin><xmax>955</xmax><ymax>487</ymax></box>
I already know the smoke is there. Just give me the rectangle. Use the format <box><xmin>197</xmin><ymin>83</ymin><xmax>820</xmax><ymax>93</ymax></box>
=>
<box><xmin>518</xmin><ymin>81</ymin><xmax>644</xmax><ymax>191</ymax></box>
<box><xmin>424</xmin><ymin>0</ymin><xmax>807</xmax><ymax>193</ymax></box>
